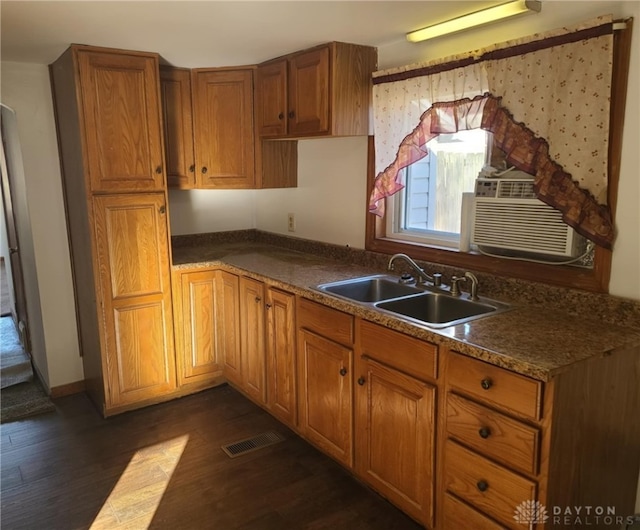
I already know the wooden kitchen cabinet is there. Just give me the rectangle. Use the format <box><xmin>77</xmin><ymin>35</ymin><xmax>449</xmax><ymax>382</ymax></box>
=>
<box><xmin>239</xmin><ymin>276</ymin><xmax>267</xmax><ymax>404</ymax></box>
<box><xmin>50</xmin><ymin>45</ymin><xmax>177</xmax><ymax>416</ymax></box>
<box><xmin>256</xmin><ymin>42</ymin><xmax>377</xmax><ymax>138</ymax></box>
<box><xmin>191</xmin><ymin>68</ymin><xmax>255</xmax><ymax>189</ymax></box>
<box><xmin>265</xmin><ymin>288</ymin><xmax>297</xmax><ymax>427</ymax></box>
<box><xmin>356</xmin><ymin>321</ymin><xmax>437</xmax><ymax>527</ymax></box>
<box><xmin>173</xmin><ymin>268</ymin><xmax>231</xmax><ymax>390</ymax></box>
<box><xmin>93</xmin><ymin>193</ymin><xmax>176</xmax><ymax>408</ymax></box>
<box><xmin>297</xmin><ymin>299</ymin><xmax>354</xmax><ymax>468</ymax></box>
<box><xmin>75</xmin><ymin>48</ymin><xmax>166</xmax><ymax>192</ymax></box>
<box><xmin>160</xmin><ymin>67</ymin><xmax>195</xmax><ymax>189</ymax></box>
<box><xmin>219</xmin><ymin>271</ymin><xmax>242</xmax><ymax>386</ymax></box>
<box><xmin>439</xmin><ymin>348</ymin><xmax>640</xmax><ymax>530</ymax></box>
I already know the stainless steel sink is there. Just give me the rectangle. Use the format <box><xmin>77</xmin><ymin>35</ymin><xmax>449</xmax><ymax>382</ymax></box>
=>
<box><xmin>376</xmin><ymin>292</ymin><xmax>509</xmax><ymax>328</ymax></box>
<box><xmin>316</xmin><ymin>275</ymin><xmax>422</xmax><ymax>303</ymax></box>
<box><xmin>315</xmin><ymin>274</ymin><xmax>510</xmax><ymax>328</ymax></box>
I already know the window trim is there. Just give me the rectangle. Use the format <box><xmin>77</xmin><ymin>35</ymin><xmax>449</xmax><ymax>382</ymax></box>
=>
<box><xmin>365</xmin><ymin>17</ymin><xmax>632</xmax><ymax>294</ymax></box>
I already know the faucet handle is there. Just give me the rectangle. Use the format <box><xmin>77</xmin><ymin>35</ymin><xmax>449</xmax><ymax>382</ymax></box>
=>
<box><xmin>450</xmin><ymin>276</ymin><xmax>466</xmax><ymax>297</ymax></box>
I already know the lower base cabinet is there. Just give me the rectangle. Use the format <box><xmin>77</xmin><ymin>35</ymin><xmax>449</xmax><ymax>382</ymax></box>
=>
<box><xmin>356</xmin><ymin>321</ymin><xmax>438</xmax><ymax>528</ymax></box>
<box><xmin>266</xmin><ymin>288</ymin><xmax>297</xmax><ymax>427</ymax></box>
<box><xmin>173</xmin><ymin>268</ymin><xmax>236</xmax><ymax>390</ymax></box>
<box><xmin>221</xmin><ymin>276</ymin><xmax>298</xmax><ymax>430</ymax></box>
<box><xmin>297</xmin><ymin>298</ymin><xmax>355</xmax><ymax>468</ymax></box>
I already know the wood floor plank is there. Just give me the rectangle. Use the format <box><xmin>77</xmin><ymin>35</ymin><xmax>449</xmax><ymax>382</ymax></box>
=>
<box><xmin>1</xmin><ymin>386</ymin><xmax>423</xmax><ymax>529</ymax></box>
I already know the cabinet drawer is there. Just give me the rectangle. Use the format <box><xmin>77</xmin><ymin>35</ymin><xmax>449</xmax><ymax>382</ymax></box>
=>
<box><xmin>443</xmin><ymin>441</ymin><xmax>536</xmax><ymax>529</ymax></box>
<box><xmin>361</xmin><ymin>321</ymin><xmax>437</xmax><ymax>381</ymax></box>
<box><xmin>443</xmin><ymin>493</ymin><xmax>507</xmax><ymax>530</ymax></box>
<box><xmin>447</xmin><ymin>351</ymin><xmax>542</xmax><ymax>420</ymax></box>
<box><xmin>446</xmin><ymin>393</ymin><xmax>539</xmax><ymax>475</ymax></box>
<box><xmin>298</xmin><ymin>298</ymin><xmax>354</xmax><ymax>346</ymax></box>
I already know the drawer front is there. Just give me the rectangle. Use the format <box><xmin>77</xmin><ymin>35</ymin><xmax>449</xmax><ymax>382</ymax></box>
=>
<box><xmin>443</xmin><ymin>441</ymin><xmax>537</xmax><ymax>529</ymax></box>
<box><xmin>446</xmin><ymin>393</ymin><xmax>540</xmax><ymax>475</ymax></box>
<box><xmin>298</xmin><ymin>298</ymin><xmax>354</xmax><ymax>346</ymax></box>
<box><xmin>361</xmin><ymin>320</ymin><xmax>437</xmax><ymax>381</ymax></box>
<box><xmin>447</xmin><ymin>351</ymin><xmax>542</xmax><ymax>420</ymax></box>
<box><xmin>443</xmin><ymin>493</ymin><xmax>508</xmax><ymax>530</ymax></box>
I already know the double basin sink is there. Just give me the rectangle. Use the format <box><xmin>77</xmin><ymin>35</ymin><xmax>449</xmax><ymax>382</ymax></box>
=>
<box><xmin>315</xmin><ymin>275</ymin><xmax>510</xmax><ymax>329</ymax></box>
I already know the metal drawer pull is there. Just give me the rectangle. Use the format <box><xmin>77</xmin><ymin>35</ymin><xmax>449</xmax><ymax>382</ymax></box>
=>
<box><xmin>339</xmin><ymin>367</ymin><xmax>347</xmax><ymax>376</ymax></box>
<box><xmin>479</xmin><ymin>427</ymin><xmax>491</xmax><ymax>439</ymax></box>
<box><xmin>480</xmin><ymin>378</ymin><xmax>493</xmax><ymax>390</ymax></box>
<box><xmin>357</xmin><ymin>377</ymin><xmax>365</xmax><ymax>386</ymax></box>
<box><xmin>477</xmin><ymin>480</ymin><xmax>489</xmax><ymax>492</ymax></box>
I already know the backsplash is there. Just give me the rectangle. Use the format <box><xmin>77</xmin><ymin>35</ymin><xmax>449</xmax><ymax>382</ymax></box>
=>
<box><xmin>172</xmin><ymin>229</ymin><xmax>640</xmax><ymax>331</ymax></box>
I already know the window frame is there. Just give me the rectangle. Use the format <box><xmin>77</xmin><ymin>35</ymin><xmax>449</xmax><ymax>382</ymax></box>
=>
<box><xmin>365</xmin><ymin>20</ymin><xmax>632</xmax><ymax>293</ymax></box>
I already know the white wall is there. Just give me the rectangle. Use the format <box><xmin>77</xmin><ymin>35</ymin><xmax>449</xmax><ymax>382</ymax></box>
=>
<box><xmin>0</xmin><ymin>62</ymin><xmax>83</xmax><ymax>390</ymax></box>
<box><xmin>255</xmin><ymin>137</ymin><xmax>368</xmax><ymax>247</ymax></box>
<box><xmin>168</xmin><ymin>189</ymin><xmax>255</xmax><ymax>235</ymax></box>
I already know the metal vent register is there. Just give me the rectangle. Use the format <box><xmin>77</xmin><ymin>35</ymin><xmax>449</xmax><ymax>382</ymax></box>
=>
<box><xmin>221</xmin><ymin>431</ymin><xmax>285</xmax><ymax>458</ymax></box>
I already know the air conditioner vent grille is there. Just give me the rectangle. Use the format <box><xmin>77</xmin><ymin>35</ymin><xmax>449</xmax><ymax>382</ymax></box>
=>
<box><xmin>472</xmin><ymin>200</ymin><xmax>578</xmax><ymax>256</ymax></box>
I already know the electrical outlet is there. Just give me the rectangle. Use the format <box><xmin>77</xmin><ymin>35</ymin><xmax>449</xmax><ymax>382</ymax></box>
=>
<box><xmin>287</xmin><ymin>213</ymin><xmax>296</xmax><ymax>232</ymax></box>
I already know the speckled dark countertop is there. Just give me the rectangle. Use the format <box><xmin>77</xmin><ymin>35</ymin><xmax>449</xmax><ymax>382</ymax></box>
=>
<box><xmin>172</xmin><ymin>239</ymin><xmax>640</xmax><ymax>382</ymax></box>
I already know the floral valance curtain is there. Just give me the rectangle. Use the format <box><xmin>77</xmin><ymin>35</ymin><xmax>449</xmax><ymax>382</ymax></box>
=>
<box><xmin>369</xmin><ymin>16</ymin><xmax>615</xmax><ymax>249</ymax></box>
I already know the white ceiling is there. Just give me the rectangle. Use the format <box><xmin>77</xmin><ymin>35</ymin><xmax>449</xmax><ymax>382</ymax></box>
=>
<box><xmin>1</xmin><ymin>1</ymin><xmax>504</xmax><ymax>67</ymax></box>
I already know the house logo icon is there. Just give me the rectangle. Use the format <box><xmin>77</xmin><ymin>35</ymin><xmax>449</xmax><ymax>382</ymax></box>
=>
<box><xmin>514</xmin><ymin>500</ymin><xmax>550</xmax><ymax>524</ymax></box>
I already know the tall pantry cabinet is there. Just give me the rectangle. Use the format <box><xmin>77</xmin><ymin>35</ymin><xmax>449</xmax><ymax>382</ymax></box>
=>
<box><xmin>50</xmin><ymin>45</ymin><xmax>177</xmax><ymax>416</ymax></box>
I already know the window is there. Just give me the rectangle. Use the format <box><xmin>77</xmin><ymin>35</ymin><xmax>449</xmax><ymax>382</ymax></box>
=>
<box><xmin>387</xmin><ymin>129</ymin><xmax>490</xmax><ymax>249</ymax></box>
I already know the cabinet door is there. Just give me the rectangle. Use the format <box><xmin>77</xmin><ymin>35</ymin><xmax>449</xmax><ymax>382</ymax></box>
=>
<box><xmin>256</xmin><ymin>60</ymin><xmax>288</xmax><ymax>137</ymax></box>
<box><xmin>239</xmin><ymin>277</ymin><xmax>266</xmax><ymax>404</ymax></box>
<box><xmin>192</xmin><ymin>69</ymin><xmax>255</xmax><ymax>188</ymax></box>
<box><xmin>298</xmin><ymin>329</ymin><xmax>353</xmax><ymax>467</ymax></box>
<box><xmin>355</xmin><ymin>357</ymin><xmax>435</xmax><ymax>527</ymax></box>
<box><xmin>288</xmin><ymin>47</ymin><xmax>330</xmax><ymax>136</ymax></box>
<box><xmin>160</xmin><ymin>67</ymin><xmax>195</xmax><ymax>189</ymax></box>
<box><xmin>176</xmin><ymin>270</ymin><xmax>223</xmax><ymax>386</ymax></box>
<box><xmin>93</xmin><ymin>193</ymin><xmax>175</xmax><ymax>408</ymax></box>
<box><xmin>219</xmin><ymin>271</ymin><xmax>242</xmax><ymax>386</ymax></box>
<box><xmin>266</xmin><ymin>288</ymin><xmax>296</xmax><ymax>426</ymax></box>
<box><xmin>77</xmin><ymin>50</ymin><xmax>165</xmax><ymax>192</ymax></box>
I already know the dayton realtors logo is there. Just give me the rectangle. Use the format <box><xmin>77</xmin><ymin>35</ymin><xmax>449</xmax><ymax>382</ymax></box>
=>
<box><xmin>514</xmin><ymin>501</ymin><xmax>638</xmax><ymax>527</ymax></box>
<box><xmin>513</xmin><ymin>500</ymin><xmax>549</xmax><ymax>524</ymax></box>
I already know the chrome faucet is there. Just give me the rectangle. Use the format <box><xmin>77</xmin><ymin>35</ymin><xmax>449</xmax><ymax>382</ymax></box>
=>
<box><xmin>465</xmin><ymin>272</ymin><xmax>479</xmax><ymax>301</ymax></box>
<box><xmin>450</xmin><ymin>271</ymin><xmax>480</xmax><ymax>300</ymax></box>
<box><xmin>387</xmin><ymin>253</ymin><xmax>441</xmax><ymax>286</ymax></box>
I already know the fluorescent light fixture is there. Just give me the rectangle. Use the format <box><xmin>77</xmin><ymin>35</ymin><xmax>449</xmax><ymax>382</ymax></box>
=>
<box><xmin>406</xmin><ymin>0</ymin><xmax>542</xmax><ymax>43</ymax></box>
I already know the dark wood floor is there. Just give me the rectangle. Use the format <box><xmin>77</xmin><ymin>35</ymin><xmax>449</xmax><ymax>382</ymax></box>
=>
<box><xmin>1</xmin><ymin>385</ymin><xmax>423</xmax><ymax>529</ymax></box>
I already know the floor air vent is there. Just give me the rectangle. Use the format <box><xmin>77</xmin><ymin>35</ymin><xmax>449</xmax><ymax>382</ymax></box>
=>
<box><xmin>221</xmin><ymin>431</ymin><xmax>284</xmax><ymax>458</ymax></box>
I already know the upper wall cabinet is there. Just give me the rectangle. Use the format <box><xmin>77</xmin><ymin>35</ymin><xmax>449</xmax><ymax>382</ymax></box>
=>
<box><xmin>76</xmin><ymin>50</ymin><xmax>166</xmax><ymax>192</ymax></box>
<box><xmin>159</xmin><ymin>67</ymin><xmax>195</xmax><ymax>189</ymax></box>
<box><xmin>192</xmin><ymin>67</ymin><xmax>256</xmax><ymax>189</ymax></box>
<box><xmin>256</xmin><ymin>42</ymin><xmax>377</xmax><ymax>139</ymax></box>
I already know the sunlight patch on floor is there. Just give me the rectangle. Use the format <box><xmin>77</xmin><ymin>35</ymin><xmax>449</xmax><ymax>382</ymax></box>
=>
<box><xmin>90</xmin><ymin>434</ymin><xmax>189</xmax><ymax>529</ymax></box>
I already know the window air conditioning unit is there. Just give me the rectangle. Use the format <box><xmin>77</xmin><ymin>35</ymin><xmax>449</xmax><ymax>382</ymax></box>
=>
<box><xmin>471</xmin><ymin>176</ymin><xmax>583</xmax><ymax>258</ymax></box>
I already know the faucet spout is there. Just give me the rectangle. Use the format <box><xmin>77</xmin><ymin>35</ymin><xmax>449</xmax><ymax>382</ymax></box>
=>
<box><xmin>387</xmin><ymin>253</ymin><xmax>435</xmax><ymax>285</ymax></box>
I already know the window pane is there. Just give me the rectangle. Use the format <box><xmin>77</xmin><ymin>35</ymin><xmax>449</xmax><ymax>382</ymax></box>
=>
<box><xmin>403</xmin><ymin>129</ymin><xmax>489</xmax><ymax>237</ymax></box>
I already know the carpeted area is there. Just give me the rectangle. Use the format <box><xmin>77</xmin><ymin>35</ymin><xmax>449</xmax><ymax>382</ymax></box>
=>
<box><xmin>0</xmin><ymin>316</ymin><xmax>32</xmax><ymax>388</ymax></box>
<box><xmin>0</xmin><ymin>316</ymin><xmax>55</xmax><ymax>423</ymax></box>
<box><xmin>0</xmin><ymin>379</ymin><xmax>55</xmax><ymax>423</ymax></box>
